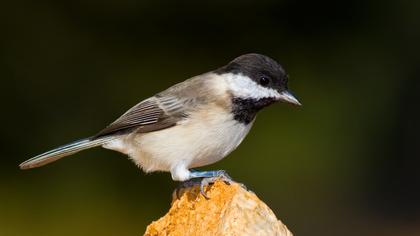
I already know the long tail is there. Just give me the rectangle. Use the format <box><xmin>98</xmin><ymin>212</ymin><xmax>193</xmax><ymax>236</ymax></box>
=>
<box><xmin>19</xmin><ymin>136</ymin><xmax>116</xmax><ymax>170</ymax></box>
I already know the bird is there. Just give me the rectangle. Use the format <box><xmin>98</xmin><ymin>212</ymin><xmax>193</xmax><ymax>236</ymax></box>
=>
<box><xmin>19</xmin><ymin>53</ymin><xmax>301</xmax><ymax>194</ymax></box>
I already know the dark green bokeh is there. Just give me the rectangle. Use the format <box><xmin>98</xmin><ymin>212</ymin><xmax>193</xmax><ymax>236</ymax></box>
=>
<box><xmin>1</xmin><ymin>0</ymin><xmax>419</xmax><ymax>235</ymax></box>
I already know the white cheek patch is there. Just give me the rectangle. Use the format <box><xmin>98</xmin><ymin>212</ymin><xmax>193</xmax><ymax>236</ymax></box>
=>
<box><xmin>223</xmin><ymin>73</ymin><xmax>281</xmax><ymax>100</ymax></box>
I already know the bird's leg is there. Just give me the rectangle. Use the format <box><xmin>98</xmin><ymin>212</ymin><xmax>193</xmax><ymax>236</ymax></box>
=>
<box><xmin>188</xmin><ymin>170</ymin><xmax>235</xmax><ymax>198</ymax></box>
<box><xmin>172</xmin><ymin>165</ymin><xmax>240</xmax><ymax>198</ymax></box>
<box><xmin>176</xmin><ymin>170</ymin><xmax>233</xmax><ymax>199</ymax></box>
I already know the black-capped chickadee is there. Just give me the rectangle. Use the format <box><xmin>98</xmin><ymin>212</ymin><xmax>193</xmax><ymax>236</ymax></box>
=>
<box><xmin>20</xmin><ymin>53</ymin><xmax>300</xmax><ymax>192</ymax></box>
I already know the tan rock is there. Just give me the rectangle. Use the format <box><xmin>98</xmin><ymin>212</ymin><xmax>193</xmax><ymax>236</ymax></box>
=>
<box><xmin>145</xmin><ymin>181</ymin><xmax>293</xmax><ymax>236</ymax></box>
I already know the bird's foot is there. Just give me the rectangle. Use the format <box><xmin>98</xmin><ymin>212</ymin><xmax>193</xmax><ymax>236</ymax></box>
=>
<box><xmin>190</xmin><ymin>170</ymin><xmax>238</xmax><ymax>199</ymax></box>
<box><xmin>199</xmin><ymin>175</ymin><xmax>233</xmax><ymax>199</ymax></box>
<box><xmin>176</xmin><ymin>170</ymin><xmax>247</xmax><ymax>199</ymax></box>
<box><xmin>175</xmin><ymin>177</ymin><xmax>202</xmax><ymax>199</ymax></box>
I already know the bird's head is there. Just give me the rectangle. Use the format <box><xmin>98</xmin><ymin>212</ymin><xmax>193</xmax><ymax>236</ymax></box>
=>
<box><xmin>215</xmin><ymin>53</ymin><xmax>301</xmax><ymax>108</ymax></box>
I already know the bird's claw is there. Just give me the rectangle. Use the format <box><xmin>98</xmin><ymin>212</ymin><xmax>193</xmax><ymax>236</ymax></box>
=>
<box><xmin>176</xmin><ymin>170</ymin><xmax>246</xmax><ymax>199</ymax></box>
<box><xmin>199</xmin><ymin>170</ymin><xmax>234</xmax><ymax>199</ymax></box>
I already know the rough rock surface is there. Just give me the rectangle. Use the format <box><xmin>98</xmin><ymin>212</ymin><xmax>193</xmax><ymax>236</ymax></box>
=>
<box><xmin>144</xmin><ymin>180</ymin><xmax>293</xmax><ymax>236</ymax></box>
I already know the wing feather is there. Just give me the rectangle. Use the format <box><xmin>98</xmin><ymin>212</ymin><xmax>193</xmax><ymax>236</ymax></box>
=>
<box><xmin>94</xmin><ymin>96</ymin><xmax>186</xmax><ymax>138</ymax></box>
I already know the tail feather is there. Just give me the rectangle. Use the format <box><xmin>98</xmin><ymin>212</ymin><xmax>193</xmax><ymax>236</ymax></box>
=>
<box><xmin>19</xmin><ymin>136</ymin><xmax>115</xmax><ymax>170</ymax></box>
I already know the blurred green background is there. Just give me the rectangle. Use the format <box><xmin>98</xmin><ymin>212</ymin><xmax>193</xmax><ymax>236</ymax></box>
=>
<box><xmin>1</xmin><ymin>0</ymin><xmax>419</xmax><ymax>235</ymax></box>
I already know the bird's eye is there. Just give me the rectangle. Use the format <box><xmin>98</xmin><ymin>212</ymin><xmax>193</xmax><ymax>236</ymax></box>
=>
<box><xmin>259</xmin><ymin>77</ymin><xmax>270</xmax><ymax>86</ymax></box>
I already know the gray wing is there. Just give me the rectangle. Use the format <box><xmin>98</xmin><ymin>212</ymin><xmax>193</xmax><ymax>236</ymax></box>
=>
<box><xmin>94</xmin><ymin>75</ymin><xmax>211</xmax><ymax>138</ymax></box>
<box><xmin>93</xmin><ymin>95</ymin><xmax>188</xmax><ymax>138</ymax></box>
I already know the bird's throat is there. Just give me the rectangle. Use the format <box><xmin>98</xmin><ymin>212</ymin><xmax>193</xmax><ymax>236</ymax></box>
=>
<box><xmin>231</xmin><ymin>97</ymin><xmax>276</xmax><ymax>124</ymax></box>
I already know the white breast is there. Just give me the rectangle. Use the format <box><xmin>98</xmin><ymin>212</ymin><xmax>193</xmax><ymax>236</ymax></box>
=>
<box><xmin>103</xmin><ymin>105</ymin><xmax>254</xmax><ymax>173</ymax></box>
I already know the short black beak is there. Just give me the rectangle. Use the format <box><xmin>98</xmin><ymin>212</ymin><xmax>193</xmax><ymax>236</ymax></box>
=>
<box><xmin>278</xmin><ymin>90</ymin><xmax>301</xmax><ymax>106</ymax></box>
